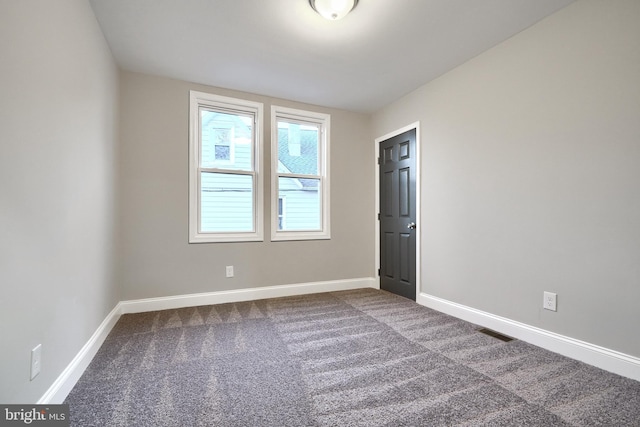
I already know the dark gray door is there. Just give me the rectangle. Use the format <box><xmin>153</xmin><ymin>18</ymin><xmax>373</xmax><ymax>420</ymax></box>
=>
<box><xmin>379</xmin><ymin>128</ymin><xmax>417</xmax><ymax>300</ymax></box>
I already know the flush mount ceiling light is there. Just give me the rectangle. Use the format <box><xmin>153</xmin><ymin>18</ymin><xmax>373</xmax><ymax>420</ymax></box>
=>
<box><xmin>309</xmin><ymin>0</ymin><xmax>359</xmax><ymax>20</ymax></box>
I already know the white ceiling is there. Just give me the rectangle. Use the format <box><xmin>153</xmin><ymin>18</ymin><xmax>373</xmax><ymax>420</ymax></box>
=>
<box><xmin>89</xmin><ymin>0</ymin><xmax>575</xmax><ymax>113</ymax></box>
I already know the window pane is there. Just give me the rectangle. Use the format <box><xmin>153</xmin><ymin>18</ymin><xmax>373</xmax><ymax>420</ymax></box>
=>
<box><xmin>277</xmin><ymin>121</ymin><xmax>318</xmax><ymax>175</ymax></box>
<box><xmin>277</xmin><ymin>177</ymin><xmax>320</xmax><ymax>231</ymax></box>
<box><xmin>201</xmin><ymin>172</ymin><xmax>254</xmax><ymax>232</ymax></box>
<box><xmin>278</xmin><ymin>197</ymin><xmax>285</xmax><ymax>230</ymax></box>
<box><xmin>201</xmin><ymin>109</ymin><xmax>253</xmax><ymax>171</ymax></box>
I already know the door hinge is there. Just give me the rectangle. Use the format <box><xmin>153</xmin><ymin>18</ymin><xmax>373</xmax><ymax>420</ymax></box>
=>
<box><xmin>377</xmin><ymin>213</ymin><xmax>380</xmax><ymax>220</ymax></box>
<box><xmin>377</xmin><ymin>268</ymin><xmax>381</xmax><ymax>276</ymax></box>
<box><xmin>377</xmin><ymin>157</ymin><xmax>381</xmax><ymax>165</ymax></box>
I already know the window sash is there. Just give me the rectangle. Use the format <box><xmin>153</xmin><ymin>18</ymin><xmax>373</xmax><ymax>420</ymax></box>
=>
<box><xmin>199</xmin><ymin>106</ymin><xmax>254</xmax><ymax>172</ymax></box>
<box><xmin>276</xmin><ymin>177</ymin><xmax>322</xmax><ymax>232</ymax></box>
<box><xmin>199</xmin><ymin>171</ymin><xmax>257</xmax><ymax>234</ymax></box>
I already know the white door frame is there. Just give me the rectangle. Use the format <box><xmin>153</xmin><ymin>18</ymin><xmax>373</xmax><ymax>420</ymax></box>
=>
<box><xmin>374</xmin><ymin>122</ymin><xmax>421</xmax><ymax>296</ymax></box>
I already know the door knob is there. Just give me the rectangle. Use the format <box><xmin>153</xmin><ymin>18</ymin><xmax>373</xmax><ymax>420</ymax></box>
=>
<box><xmin>407</xmin><ymin>222</ymin><xmax>417</xmax><ymax>230</ymax></box>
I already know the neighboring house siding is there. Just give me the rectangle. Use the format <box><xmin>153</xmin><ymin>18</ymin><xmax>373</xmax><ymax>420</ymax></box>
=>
<box><xmin>281</xmin><ymin>194</ymin><xmax>320</xmax><ymax>230</ymax></box>
<box><xmin>201</xmin><ymin>115</ymin><xmax>252</xmax><ymax>170</ymax></box>
<box><xmin>201</xmin><ymin>174</ymin><xmax>320</xmax><ymax>232</ymax></box>
<box><xmin>201</xmin><ymin>173</ymin><xmax>253</xmax><ymax>232</ymax></box>
<box><xmin>279</xmin><ymin>188</ymin><xmax>320</xmax><ymax>231</ymax></box>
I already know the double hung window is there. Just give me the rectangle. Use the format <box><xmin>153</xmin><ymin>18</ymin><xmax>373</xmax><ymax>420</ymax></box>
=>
<box><xmin>189</xmin><ymin>91</ymin><xmax>263</xmax><ymax>243</ymax></box>
<box><xmin>271</xmin><ymin>106</ymin><xmax>330</xmax><ymax>241</ymax></box>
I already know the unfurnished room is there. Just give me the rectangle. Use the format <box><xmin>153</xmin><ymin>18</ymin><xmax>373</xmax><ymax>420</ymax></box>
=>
<box><xmin>1</xmin><ymin>0</ymin><xmax>640</xmax><ymax>425</ymax></box>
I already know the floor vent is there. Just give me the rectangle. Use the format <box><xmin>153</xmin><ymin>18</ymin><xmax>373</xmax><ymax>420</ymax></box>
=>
<box><xmin>478</xmin><ymin>328</ymin><xmax>514</xmax><ymax>342</ymax></box>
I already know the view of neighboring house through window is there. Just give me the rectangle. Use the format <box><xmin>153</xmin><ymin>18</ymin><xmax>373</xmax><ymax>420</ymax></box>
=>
<box><xmin>189</xmin><ymin>91</ymin><xmax>263</xmax><ymax>243</ymax></box>
<box><xmin>278</xmin><ymin>196</ymin><xmax>286</xmax><ymax>230</ymax></box>
<box><xmin>272</xmin><ymin>106</ymin><xmax>330</xmax><ymax>241</ymax></box>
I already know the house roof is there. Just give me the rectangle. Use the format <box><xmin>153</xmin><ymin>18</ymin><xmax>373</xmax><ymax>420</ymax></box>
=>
<box><xmin>278</xmin><ymin>130</ymin><xmax>318</xmax><ymax>174</ymax></box>
<box><xmin>278</xmin><ymin>130</ymin><xmax>319</xmax><ymax>189</ymax></box>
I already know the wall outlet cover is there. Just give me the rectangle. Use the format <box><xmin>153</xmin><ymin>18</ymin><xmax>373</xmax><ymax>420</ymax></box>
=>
<box><xmin>31</xmin><ymin>344</ymin><xmax>42</xmax><ymax>380</ymax></box>
<box><xmin>543</xmin><ymin>291</ymin><xmax>557</xmax><ymax>312</ymax></box>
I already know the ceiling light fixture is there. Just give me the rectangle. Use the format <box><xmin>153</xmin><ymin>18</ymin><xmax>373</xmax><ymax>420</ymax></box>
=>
<box><xmin>309</xmin><ymin>0</ymin><xmax>359</xmax><ymax>21</ymax></box>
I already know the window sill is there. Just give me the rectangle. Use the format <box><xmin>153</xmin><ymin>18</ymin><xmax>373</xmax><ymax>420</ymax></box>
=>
<box><xmin>189</xmin><ymin>233</ymin><xmax>263</xmax><ymax>244</ymax></box>
<box><xmin>271</xmin><ymin>231</ymin><xmax>331</xmax><ymax>242</ymax></box>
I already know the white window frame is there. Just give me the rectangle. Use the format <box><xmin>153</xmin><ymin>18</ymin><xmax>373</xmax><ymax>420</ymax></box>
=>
<box><xmin>271</xmin><ymin>105</ymin><xmax>330</xmax><ymax>241</ymax></box>
<box><xmin>189</xmin><ymin>91</ymin><xmax>263</xmax><ymax>243</ymax></box>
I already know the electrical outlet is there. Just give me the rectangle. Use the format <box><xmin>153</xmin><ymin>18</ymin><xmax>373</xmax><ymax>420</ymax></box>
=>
<box><xmin>543</xmin><ymin>291</ymin><xmax>557</xmax><ymax>312</ymax></box>
<box><xmin>31</xmin><ymin>344</ymin><xmax>42</xmax><ymax>380</ymax></box>
<box><xmin>225</xmin><ymin>265</ymin><xmax>234</xmax><ymax>278</ymax></box>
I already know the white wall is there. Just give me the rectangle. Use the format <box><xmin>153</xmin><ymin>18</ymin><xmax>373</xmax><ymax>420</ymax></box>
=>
<box><xmin>0</xmin><ymin>0</ymin><xmax>120</xmax><ymax>402</ymax></box>
<box><xmin>373</xmin><ymin>0</ymin><xmax>640</xmax><ymax>358</ymax></box>
<box><xmin>118</xmin><ymin>72</ymin><xmax>374</xmax><ymax>300</ymax></box>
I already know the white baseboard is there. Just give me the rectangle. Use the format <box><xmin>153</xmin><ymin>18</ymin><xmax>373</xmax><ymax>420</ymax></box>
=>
<box><xmin>38</xmin><ymin>277</ymin><xmax>376</xmax><ymax>403</ymax></box>
<box><xmin>37</xmin><ymin>304</ymin><xmax>123</xmax><ymax>404</ymax></box>
<box><xmin>120</xmin><ymin>277</ymin><xmax>377</xmax><ymax>314</ymax></box>
<box><xmin>418</xmin><ymin>292</ymin><xmax>640</xmax><ymax>382</ymax></box>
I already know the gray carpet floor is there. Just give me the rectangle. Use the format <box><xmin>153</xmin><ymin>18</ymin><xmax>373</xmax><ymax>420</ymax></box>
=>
<box><xmin>65</xmin><ymin>288</ymin><xmax>640</xmax><ymax>426</ymax></box>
